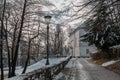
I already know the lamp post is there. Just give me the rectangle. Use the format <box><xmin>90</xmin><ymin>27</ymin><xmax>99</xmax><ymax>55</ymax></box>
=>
<box><xmin>44</xmin><ymin>15</ymin><xmax>52</xmax><ymax>65</ymax></box>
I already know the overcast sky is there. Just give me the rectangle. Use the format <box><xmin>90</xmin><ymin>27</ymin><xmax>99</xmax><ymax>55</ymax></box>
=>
<box><xmin>42</xmin><ymin>0</ymin><xmax>89</xmax><ymax>28</ymax></box>
<box><xmin>49</xmin><ymin>0</ymin><xmax>86</xmax><ymax>25</ymax></box>
<box><xmin>42</xmin><ymin>0</ymin><xmax>87</xmax><ymax>44</ymax></box>
<box><xmin>49</xmin><ymin>0</ymin><xmax>72</xmax><ymax>9</ymax></box>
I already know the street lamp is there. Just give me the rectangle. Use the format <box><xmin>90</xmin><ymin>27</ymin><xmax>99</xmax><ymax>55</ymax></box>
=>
<box><xmin>44</xmin><ymin>15</ymin><xmax>52</xmax><ymax>65</ymax></box>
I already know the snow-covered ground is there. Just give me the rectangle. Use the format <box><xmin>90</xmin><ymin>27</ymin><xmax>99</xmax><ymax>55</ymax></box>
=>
<box><xmin>0</xmin><ymin>66</ymin><xmax>22</xmax><ymax>76</ymax></box>
<box><xmin>72</xmin><ymin>58</ymin><xmax>120</xmax><ymax>80</ymax></box>
<box><xmin>54</xmin><ymin>58</ymin><xmax>76</xmax><ymax>80</ymax></box>
<box><xmin>65</xmin><ymin>58</ymin><xmax>76</xmax><ymax>68</ymax></box>
<box><xmin>101</xmin><ymin>60</ymin><xmax>120</xmax><ymax>67</ymax></box>
<box><xmin>5</xmin><ymin>57</ymin><xmax>70</xmax><ymax>80</ymax></box>
<box><xmin>24</xmin><ymin>57</ymin><xmax>68</xmax><ymax>73</ymax></box>
<box><xmin>55</xmin><ymin>58</ymin><xmax>120</xmax><ymax>80</ymax></box>
<box><xmin>75</xmin><ymin>59</ymin><xmax>91</xmax><ymax>80</ymax></box>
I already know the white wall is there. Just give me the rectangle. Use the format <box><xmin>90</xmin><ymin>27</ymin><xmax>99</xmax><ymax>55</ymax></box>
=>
<box><xmin>79</xmin><ymin>29</ymin><xmax>97</xmax><ymax>57</ymax></box>
<box><xmin>69</xmin><ymin>27</ymin><xmax>97</xmax><ymax>57</ymax></box>
<box><xmin>69</xmin><ymin>29</ymin><xmax>80</xmax><ymax>57</ymax></box>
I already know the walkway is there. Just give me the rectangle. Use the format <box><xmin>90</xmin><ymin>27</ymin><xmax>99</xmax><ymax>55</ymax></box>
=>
<box><xmin>73</xmin><ymin>58</ymin><xmax>120</xmax><ymax>80</ymax></box>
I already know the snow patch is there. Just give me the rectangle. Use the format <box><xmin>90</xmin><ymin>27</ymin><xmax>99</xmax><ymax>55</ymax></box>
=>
<box><xmin>54</xmin><ymin>58</ymin><xmax>75</xmax><ymax>80</ymax></box>
<box><xmin>53</xmin><ymin>72</ymin><xmax>64</xmax><ymax>80</ymax></box>
<box><xmin>65</xmin><ymin>58</ymin><xmax>75</xmax><ymax>68</ymax></box>
<box><xmin>76</xmin><ymin>60</ymin><xmax>90</xmax><ymax>80</ymax></box>
<box><xmin>110</xmin><ymin>44</ymin><xmax>120</xmax><ymax>49</ymax></box>
<box><xmin>5</xmin><ymin>57</ymin><xmax>70</xmax><ymax>80</ymax></box>
<box><xmin>102</xmin><ymin>60</ymin><xmax>120</xmax><ymax>67</ymax></box>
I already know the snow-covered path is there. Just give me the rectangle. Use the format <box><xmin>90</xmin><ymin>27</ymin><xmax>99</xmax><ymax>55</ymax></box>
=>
<box><xmin>73</xmin><ymin>58</ymin><xmax>120</xmax><ymax>80</ymax></box>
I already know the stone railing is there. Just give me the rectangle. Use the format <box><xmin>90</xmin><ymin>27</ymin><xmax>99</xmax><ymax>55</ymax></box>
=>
<box><xmin>7</xmin><ymin>56</ymin><xmax>72</xmax><ymax>80</ymax></box>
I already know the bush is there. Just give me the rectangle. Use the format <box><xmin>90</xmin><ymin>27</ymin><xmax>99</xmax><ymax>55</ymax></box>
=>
<box><xmin>91</xmin><ymin>51</ymin><xmax>103</xmax><ymax>60</ymax></box>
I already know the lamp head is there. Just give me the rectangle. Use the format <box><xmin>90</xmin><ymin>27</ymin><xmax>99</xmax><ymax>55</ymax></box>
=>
<box><xmin>44</xmin><ymin>15</ymin><xmax>52</xmax><ymax>24</ymax></box>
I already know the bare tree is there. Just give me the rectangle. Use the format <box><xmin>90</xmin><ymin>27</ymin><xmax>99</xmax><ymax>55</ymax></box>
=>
<box><xmin>0</xmin><ymin>0</ymin><xmax>6</xmax><ymax>79</ymax></box>
<box><xmin>22</xmin><ymin>17</ymin><xmax>40</xmax><ymax>73</ymax></box>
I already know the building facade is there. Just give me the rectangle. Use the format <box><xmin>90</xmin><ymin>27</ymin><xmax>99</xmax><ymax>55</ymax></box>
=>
<box><xmin>69</xmin><ymin>24</ymin><xmax>97</xmax><ymax>57</ymax></box>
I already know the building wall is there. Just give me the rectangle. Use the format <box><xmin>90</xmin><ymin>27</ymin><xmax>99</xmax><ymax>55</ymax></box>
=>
<box><xmin>69</xmin><ymin>33</ymin><xmax>74</xmax><ymax>56</ymax></box>
<box><xmin>74</xmin><ymin>31</ymin><xmax>80</xmax><ymax>57</ymax></box>
<box><xmin>69</xmin><ymin>29</ymin><xmax>80</xmax><ymax>57</ymax></box>
<box><xmin>79</xmin><ymin>29</ymin><xmax>97</xmax><ymax>57</ymax></box>
<box><xmin>69</xmin><ymin>27</ymin><xmax>97</xmax><ymax>57</ymax></box>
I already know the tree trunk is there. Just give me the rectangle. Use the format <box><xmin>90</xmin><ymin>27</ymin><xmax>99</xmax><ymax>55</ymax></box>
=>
<box><xmin>11</xmin><ymin>0</ymin><xmax>27</xmax><ymax>76</ymax></box>
<box><xmin>4</xmin><ymin>17</ymin><xmax>11</xmax><ymax>77</ymax></box>
<box><xmin>22</xmin><ymin>25</ymin><xmax>40</xmax><ymax>73</ymax></box>
<box><xmin>0</xmin><ymin>0</ymin><xmax>6</xmax><ymax>79</ymax></box>
<box><xmin>22</xmin><ymin>41</ymin><xmax>31</xmax><ymax>74</ymax></box>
